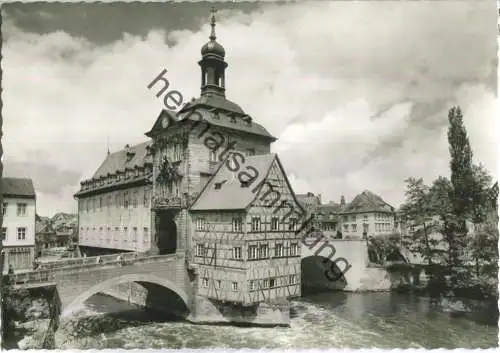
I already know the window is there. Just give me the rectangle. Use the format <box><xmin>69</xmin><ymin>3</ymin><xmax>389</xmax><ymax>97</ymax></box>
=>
<box><xmin>143</xmin><ymin>190</ymin><xmax>150</xmax><ymax>206</ymax></box>
<box><xmin>249</xmin><ymin>280</ymin><xmax>256</xmax><ymax>291</ymax></box>
<box><xmin>196</xmin><ymin>218</ymin><xmax>206</xmax><ymax>231</ymax></box>
<box><xmin>17</xmin><ymin>227</ymin><xmax>26</xmax><ymax>240</ymax></box>
<box><xmin>269</xmin><ymin>278</ymin><xmax>276</xmax><ymax>288</ymax></box>
<box><xmin>132</xmin><ymin>227</ymin><xmax>138</xmax><ymax>242</ymax></box>
<box><xmin>123</xmin><ymin>227</ymin><xmax>128</xmax><ymax>241</ymax></box>
<box><xmin>275</xmin><ymin>243</ymin><xmax>284</xmax><ymax>257</ymax></box>
<box><xmin>216</xmin><ymin>280</ymin><xmax>222</xmax><ymax>289</ymax></box>
<box><xmin>232</xmin><ymin>217</ymin><xmax>243</xmax><ymax>232</ymax></box>
<box><xmin>209</xmin><ymin>150</ymin><xmax>217</xmax><ymax>162</ymax></box>
<box><xmin>2</xmin><ymin>203</ymin><xmax>7</xmax><ymax>216</ymax></box>
<box><xmin>202</xmin><ymin>278</ymin><xmax>209</xmax><ymax>287</ymax></box>
<box><xmin>343</xmin><ymin>224</ymin><xmax>349</xmax><ymax>232</ymax></box>
<box><xmin>99</xmin><ymin>196</ymin><xmax>103</xmax><ymax>208</ymax></box>
<box><xmin>248</xmin><ymin>245</ymin><xmax>258</xmax><ymax>259</ymax></box>
<box><xmin>263</xmin><ymin>279</ymin><xmax>269</xmax><ymax>288</ymax></box>
<box><xmin>143</xmin><ymin>227</ymin><xmax>149</xmax><ymax>242</ymax></box>
<box><xmin>289</xmin><ymin>274</ymin><xmax>297</xmax><ymax>285</ymax></box>
<box><xmin>124</xmin><ymin>192</ymin><xmax>129</xmax><ymax>208</ymax></box>
<box><xmin>351</xmin><ymin>215</ymin><xmax>356</xmax><ymax>221</ymax></box>
<box><xmin>289</xmin><ymin>218</ymin><xmax>297</xmax><ymax>231</ymax></box>
<box><xmin>232</xmin><ymin>246</ymin><xmax>242</xmax><ymax>259</ymax></box>
<box><xmin>133</xmin><ymin>191</ymin><xmax>138</xmax><ymax>208</ymax></box>
<box><xmin>352</xmin><ymin>224</ymin><xmax>357</xmax><ymax>232</ymax></box>
<box><xmin>259</xmin><ymin>243</ymin><xmax>269</xmax><ymax>258</ymax></box>
<box><xmin>290</xmin><ymin>243</ymin><xmax>298</xmax><ymax>256</ymax></box>
<box><xmin>245</xmin><ymin>148</ymin><xmax>255</xmax><ymax>156</ymax></box>
<box><xmin>343</xmin><ymin>215</ymin><xmax>348</xmax><ymax>222</ymax></box>
<box><xmin>251</xmin><ymin>217</ymin><xmax>261</xmax><ymax>232</ymax></box>
<box><xmin>232</xmin><ymin>281</ymin><xmax>239</xmax><ymax>291</ymax></box>
<box><xmin>16</xmin><ymin>203</ymin><xmax>27</xmax><ymax>216</ymax></box>
<box><xmin>196</xmin><ymin>243</ymin><xmax>205</xmax><ymax>257</ymax></box>
<box><xmin>1</xmin><ymin>227</ymin><xmax>6</xmax><ymax>241</ymax></box>
<box><xmin>107</xmin><ymin>195</ymin><xmax>112</xmax><ymax>207</ymax></box>
<box><xmin>271</xmin><ymin>217</ymin><xmax>279</xmax><ymax>231</ymax></box>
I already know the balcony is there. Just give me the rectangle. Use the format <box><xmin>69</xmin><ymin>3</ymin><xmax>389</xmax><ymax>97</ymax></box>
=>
<box><xmin>152</xmin><ymin>196</ymin><xmax>183</xmax><ymax>209</ymax></box>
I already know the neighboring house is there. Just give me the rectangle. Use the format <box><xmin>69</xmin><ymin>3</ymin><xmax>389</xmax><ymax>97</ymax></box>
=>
<box><xmin>1</xmin><ymin>177</ymin><xmax>36</xmax><ymax>271</ymax></box>
<box><xmin>338</xmin><ymin>190</ymin><xmax>396</xmax><ymax>240</ymax></box>
<box><xmin>190</xmin><ymin>154</ymin><xmax>303</xmax><ymax>304</ymax></box>
<box><xmin>296</xmin><ymin>192</ymin><xmax>322</xmax><ymax>217</ymax></box>
<box><xmin>316</xmin><ymin>203</ymin><xmax>341</xmax><ymax>234</ymax></box>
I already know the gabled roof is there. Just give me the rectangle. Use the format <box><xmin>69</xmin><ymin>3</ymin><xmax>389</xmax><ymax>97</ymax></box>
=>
<box><xmin>146</xmin><ymin>106</ymin><xmax>276</xmax><ymax>141</ymax></box>
<box><xmin>2</xmin><ymin>177</ymin><xmax>36</xmax><ymax>199</ymax></box>
<box><xmin>93</xmin><ymin>141</ymin><xmax>152</xmax><ymax>179</ymax></box>
<box><xmin>296</xmin><ymin>193</ymin><xmax>321</xmax><ymax>209</ymax></box>
<box><xmin>190</xmin><ymin>154</ymin><xmax>276</xmax><ymax>211</ymax></box>
<box><xmin>342</xmin><ymin>190</ymin><xmax>394</xmax><ymax>214</ymax></box>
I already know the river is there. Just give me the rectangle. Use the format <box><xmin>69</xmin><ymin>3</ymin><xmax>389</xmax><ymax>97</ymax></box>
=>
<box><xmin>54</xmin><ymin>292</ymin><xmax>498</xmax><ymax>349</ymax></box>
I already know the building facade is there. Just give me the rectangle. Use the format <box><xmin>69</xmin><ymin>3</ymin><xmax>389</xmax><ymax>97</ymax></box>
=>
<box><xmin>1</xmin><ymin>178</ymin><xmax>36</xmax><ymax>271</ymax></box>
<box><xmin>75</xmin><ymin>10</ymin><xmax>303</xmax><ymax>309</ymax></box>
<box><xmin>338</xmin><ymin>190</ymin><xmax>396</xmax><ymax>239</ymax></box>
<box><xmin>74</xmin><ymin>142</ymin><xmax>154</xmax><ymax>256</ymax></box>
<box><xmin>190</xmin><ymin>154</ymin><xmax>303</xmax><ymax>304</ymax></box>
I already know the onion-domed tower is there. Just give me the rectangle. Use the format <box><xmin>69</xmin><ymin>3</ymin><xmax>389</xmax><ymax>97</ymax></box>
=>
<box><xmin>199</xmin><ymin>8</ymin><xmax>228</xmax><ymax>97</ymax></box>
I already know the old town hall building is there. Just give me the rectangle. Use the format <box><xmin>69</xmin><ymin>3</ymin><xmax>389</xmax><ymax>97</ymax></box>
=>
<box><xmin>75</xmin><ymin>12</ymin><xmax>304</xmax><ymax>305</ymax></box>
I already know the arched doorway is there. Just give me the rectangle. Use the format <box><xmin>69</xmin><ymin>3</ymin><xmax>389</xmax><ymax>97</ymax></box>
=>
<box><xmin>156</xmin><ymin>211</ymin><xmax>177</xmax><ymax>255</ymax></box>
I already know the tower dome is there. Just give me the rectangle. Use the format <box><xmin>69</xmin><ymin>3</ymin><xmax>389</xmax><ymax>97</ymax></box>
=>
<box><xmin>201</xmin><ymin>40</ymin><xmax>225</xmax><ymax>58</ymax></box>
<box><xmin>201</xmin><ymin>8</ymin><xmax>225</xmax><ymax>58</ymax></box>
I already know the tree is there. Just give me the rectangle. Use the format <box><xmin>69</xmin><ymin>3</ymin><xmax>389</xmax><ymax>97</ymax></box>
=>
<box><xmin>446</xmin><ymin>106</ymin><xmax>476</xmax><ymax>289</ymax></box>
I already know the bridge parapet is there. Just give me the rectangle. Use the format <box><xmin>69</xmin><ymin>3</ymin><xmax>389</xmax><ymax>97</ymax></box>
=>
<box><xmin>38</xmin><ymin>251</ymin><xmax>150</xmax><ymax>270</ymax></box>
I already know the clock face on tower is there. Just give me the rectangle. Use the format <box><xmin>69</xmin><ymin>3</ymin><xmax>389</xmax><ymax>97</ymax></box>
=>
<box><xmin>161</xmin><ymin>116</ymin><xmax>169</xmax><ymax>129</ymax></box>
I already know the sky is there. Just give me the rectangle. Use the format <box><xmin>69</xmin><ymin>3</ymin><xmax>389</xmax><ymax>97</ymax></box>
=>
<box><xmin>2</xmin><ymin>1</ymin><xmax>498</xmax><ymax>217</ymax></box>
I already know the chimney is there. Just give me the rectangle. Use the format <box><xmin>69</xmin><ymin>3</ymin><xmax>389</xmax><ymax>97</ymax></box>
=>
<box><xmin>340</xmin><ymin>195</ymin><xmax>345</xmax><ymax>206</ymax></box>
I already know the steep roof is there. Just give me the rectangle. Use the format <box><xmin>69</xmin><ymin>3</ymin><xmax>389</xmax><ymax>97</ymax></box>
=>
<box><xmin>93</xmin><ymin>141</ymin><xmax>152</xmax><ymax>179</ymax></box>
<box><xmin>342</xmin><ymin>190</ymin><xmax>394</xmax><ymax>214</ymax></box>
<box><xmin>318</xmin><ymin>203</ymin><xmax>341</xmax><ymax>215</ymax></box>
<box><xmin>147</xmin><ymin>106</ymin><xmax>276</xmax><ymax>141</ymax></box>
<box><xmin>296</xmin><ymin>193</ymin><xmax>321</xmax><ymax>209</ymax></box>
<box><xmin>190</xmin><ymin>154</ymin><xmax>277</xmax><ymax>211</ymax></box>
<box><xmin>2</xmin><ymin>177</ymin><xmax>36</xmax><ymax>199</ymax></box>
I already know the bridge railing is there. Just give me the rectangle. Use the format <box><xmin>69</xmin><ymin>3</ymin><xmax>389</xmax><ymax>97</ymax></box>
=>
<box><xmin>12</xmin><ymin>253</ymin><xmax>179</xmax><ymax>284</ymax></box>
<box><xmin>37</xmin><ymin>251</ymin><xmax>150</xmax><ymax>270</ymax></box>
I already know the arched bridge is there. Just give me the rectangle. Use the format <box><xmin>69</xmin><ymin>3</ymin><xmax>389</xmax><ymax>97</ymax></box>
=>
<box><xmin>10</xmin><ymin>252</ymin><xmax>190</xmax><ymax>318</ymax></box>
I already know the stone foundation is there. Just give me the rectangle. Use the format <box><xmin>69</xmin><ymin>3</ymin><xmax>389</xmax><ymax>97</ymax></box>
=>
<box><xmin>187</xmin><ymin>295</ymin><xmax>290</xmax><ymax>326</ymax></box>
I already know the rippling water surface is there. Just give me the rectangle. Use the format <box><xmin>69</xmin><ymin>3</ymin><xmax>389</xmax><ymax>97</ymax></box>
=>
<box><xmin>56</xmin><ymin>292</ymin><xmax>498</xmax><ymax>349</ymax></box>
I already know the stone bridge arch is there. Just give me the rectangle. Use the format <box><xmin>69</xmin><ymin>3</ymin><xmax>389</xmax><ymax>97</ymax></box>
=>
<box><xmin>61</xmin><ymin>273</ymin><xmax>189</xmax><ymax>317</ymax></box>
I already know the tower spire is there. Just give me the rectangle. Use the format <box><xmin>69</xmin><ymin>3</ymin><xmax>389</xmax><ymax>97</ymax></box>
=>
<box><xmin>199</xmin><ymin>7</ymin><xmax>227</xmax><ymax>97</ymax></box>
<box><xmin>209</xmin><ymin>7</ymin><xmax>217</xmax><ymax>41</ymax></box>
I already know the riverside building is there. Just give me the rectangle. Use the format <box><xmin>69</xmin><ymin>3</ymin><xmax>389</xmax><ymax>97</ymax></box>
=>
<box><xmin>74</xmin><ymin>10</ymin><xmax>304</xmax><ymax>309</ymax></box>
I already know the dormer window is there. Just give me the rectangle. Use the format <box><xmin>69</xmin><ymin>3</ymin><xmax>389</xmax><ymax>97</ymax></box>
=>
<box><xmin>242</xmin><ymin>115</ymin><xmax>252</xmax><ymax>125</ymax></box>
<box><xmin>214</xmin><ymin>180</ymin><xmax>227</xmax><ymax>190</ymax></box>
<box><xmin>126</xmin><ymin>151</ymin><xmax>135</xmax><ymax>162</ymax></box>
<box><xmin>240</xmin><ymin>180</ymin><xmax>250</xmax><ymax>188</ymax></box>
<box><xmin>230</xmin><ymin>116</ymin><xmax>237</xmax><ymax>123</ymax></box>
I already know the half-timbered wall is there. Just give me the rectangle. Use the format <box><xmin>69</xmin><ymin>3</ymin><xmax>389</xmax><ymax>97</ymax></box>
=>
<box><xmin>191</xmin><ymin>159</ymin><xmax>303</xmax><ymax>305</ymax></box>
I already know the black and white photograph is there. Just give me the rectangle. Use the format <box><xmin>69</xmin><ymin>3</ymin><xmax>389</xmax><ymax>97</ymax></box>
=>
<box><xmin>0</xmin><ymin>0</ymin><xmax>498</xmax><ymax>349</ymax></box>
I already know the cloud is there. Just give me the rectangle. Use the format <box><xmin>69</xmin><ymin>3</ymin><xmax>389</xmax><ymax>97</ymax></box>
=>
<box><xmin>2</xmin><ymin>1</ymin><xmax>497</xmax><ymax>215</ymax></box>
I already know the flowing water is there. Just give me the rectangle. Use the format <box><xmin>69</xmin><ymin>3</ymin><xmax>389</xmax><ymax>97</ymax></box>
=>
<box><xmin>55</xmin><ymin>292</ymin><xmax>498</xmax><ymax>349</ymax></box>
